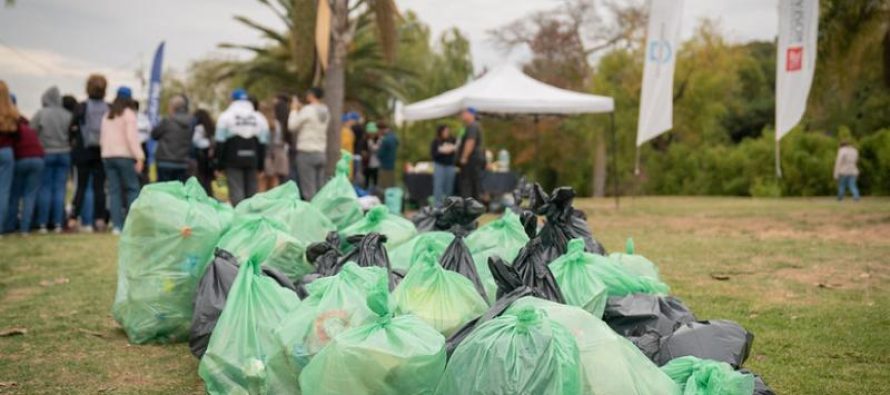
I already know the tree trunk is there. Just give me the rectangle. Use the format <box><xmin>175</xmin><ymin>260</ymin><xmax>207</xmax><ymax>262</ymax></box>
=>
<box><xmin>592</xmin><ymin>128</ymin><xmax>607</xmax><ymax>197</ymax></box>
<box><xmin>323</xmin><ymin>0</ymin><xmax>350</xmax><ymax>177</ymax></box>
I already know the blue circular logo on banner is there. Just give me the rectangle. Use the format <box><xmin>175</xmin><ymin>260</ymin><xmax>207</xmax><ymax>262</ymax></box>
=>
<box><xmin>648</xmin><ymin>40</ymin><xmax>673</xmax><ymax>64</ymax></box>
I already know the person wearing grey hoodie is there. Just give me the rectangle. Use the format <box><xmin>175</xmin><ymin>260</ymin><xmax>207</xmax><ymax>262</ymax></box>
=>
<box><xmin>31</xmin><ymin>86</ymin><xmax>72</xmax><ymax>232</ymax></box>
<box><xmin>151</xmin><ymin>95</ymin><xmax>194</xmax><ymax>182</ymax></box>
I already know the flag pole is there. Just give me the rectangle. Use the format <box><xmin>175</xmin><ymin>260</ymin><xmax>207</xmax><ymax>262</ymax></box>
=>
<box><xmin>775</xmin><ymin>137</ymin><xmax>783</xmax><ymax>178</ymax></box>
<box><xmin>611</xmin><ymin>112</ymin><xmax>619</xmax><ymax>209</ymax></box>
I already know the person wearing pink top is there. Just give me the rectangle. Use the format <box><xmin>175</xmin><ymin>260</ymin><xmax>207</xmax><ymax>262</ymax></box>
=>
<box><xmin>100</xmin><ymin>86</ymin><xmax>145</xmax><ymax>234</ymax></box>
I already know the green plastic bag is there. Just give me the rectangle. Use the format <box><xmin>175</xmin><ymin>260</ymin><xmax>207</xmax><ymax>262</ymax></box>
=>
<box><xmin>465</xmin><ymin>210</ymin><xmax>531</xmax><ymax>302</ymax></box>
<box><xmin>299</xmin><ymin>289</ymin><xmax>446</xmax><ymax>395</ymax></box>
<box><xmin>436</xmin><ymin>305</ymin><xmax>583</xmax><ymax>395</ymax></box>
<box><xmin>217</xmin><ymin>215</ymin><xmax>313</xmax><ymax>283</ymax></box>
<box><xmin>388</xmin><ymin>231</ymin><xmax>454</xmax><ymax>272</ymax></box>
<box><xmin>609</xmin><ymin>238</ymin><xmax>663</xmax><ymax>281</ymax></box>
<box><xmin>660</xmin><ymin>356</ymin><xmax>755</xmax><ymax>395</ymax></box>
<box><xmin>311</xmin><ymin>151</ymin><xmax>363</xmax><ymax>230</ymax></box>
<box><xmin>236</xmin><ymin>181</ymin><xmax>335</xmax><ymax>244</ymax></box>
<box><xmin>198</xmin><ymin>255</ymin><xmax>302</xmax><ymax>394</ymax></box>
<box><xmin>393</xmin><ymin>252</ymin><xmax>489</xmax><ymax>336</ymax></box>
<box><xmin>549</xmin><ymin>238</ymin><xmax>610</xmax><ymax>318</ymax></box>
<box><xmin>508</xmin><ymin>297</ymin><xmax>681</xmax><ymax>395</ymax></box>
<box><xmin>555</xmin><ymin>239</ymin><xmax>669</xmax><ymax>297</ymax></box>
<box><xmin>113</xmin><ymin>178</ymin><xmax>233</xmax><ymax>344</ymax></box>
<box><xmin>272</xmin><ymin>262</ymin><xmax>388</xmax><ymax>374</ymax></box>
<box><xmin>340</xmin><ymin>205</ymin><xmax>417</xmax><ymax>250</ymax></box>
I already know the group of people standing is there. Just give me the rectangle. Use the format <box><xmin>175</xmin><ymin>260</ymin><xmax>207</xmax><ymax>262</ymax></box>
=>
<box><xmin>0</xmin><ymin>73</ymin><xmax>411</xmax><ymax>236</ymax></box>
<box><xmin>429</xmin><ymin>107</ymin><xmax>486</xmax><ymax>205</ymax></box>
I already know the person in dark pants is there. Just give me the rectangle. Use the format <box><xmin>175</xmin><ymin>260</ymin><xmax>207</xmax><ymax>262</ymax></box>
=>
<box><xmin>361</xmin><ymin>122</ymin><xmax>381</xmax><ymax>191</ymax></box>
<box><xmin>192</xmin><ymin>109</ymin><xmax>216</xmax><ymax>195</ymax></box>
<box><xmin>69</xmin><ymin>74</ymin><xmax>109</xmax><ymax>232</ymax></box>
<box><xmin>457</xmin><ymin>107</ymin><xmax>484</xmax><ymax>201</ymax></box>
<box><xmin>377</xmin><ymin>121</ymin><xmax>399</xmax><ymax>190</ymax></box>
<box><xmin>215</xmin><ymin>89</ymin><xmax>269</xmax><ymax>206</ymax></box>
<box><xmin>152</xmin><ymin>95</ymin><xmax>194</xmax><ymax>182</ymax></box>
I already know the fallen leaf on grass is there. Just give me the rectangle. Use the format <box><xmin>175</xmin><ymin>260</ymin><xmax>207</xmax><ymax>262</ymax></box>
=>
<box><xmin>0</xmin><ymin>381</ymin><xmax>17</xmax><ymax>388</ymax></box>
<box><xmin>39</xmin><ymin>277</ymin><xmax>69</xmax><ymax>287</ymax></box>
<box><xmin>0</xmin><ymin>327</ymin><xmax>27</xmax><ymax>337</ymax></box>
<box><xmin>710</xmin><ymin>273</ymin><xmax>731</xmax><ymax>281</ymax></box>
<box><xmin>78</xmin><ymin>328</ymin><xmax>107</xmax><ymax>338</ymax></box>
<box><xmin>816</xmin><ymin>282</ymin><xmax>835</xmax><ymax>289</ymax></box>
<box><xmin>859</xmin><ymin>272</ymin><xmax>870</xmax><ymax>279</ymax></box>
<box><xmin>98</xmin><ymin>385</ymin><xmax>117</xmax><ymax>393</ymax></box>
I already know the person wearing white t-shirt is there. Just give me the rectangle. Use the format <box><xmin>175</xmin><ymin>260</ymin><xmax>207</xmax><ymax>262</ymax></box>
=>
<box><xmin>287</xmin><ymin>87</ymin><xmax>329</xmax><ymax>200</ymax></box>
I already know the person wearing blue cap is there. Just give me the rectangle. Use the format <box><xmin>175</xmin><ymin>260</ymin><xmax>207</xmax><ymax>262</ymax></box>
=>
<box><xmin>99</xmin><ymin>86</ymin><xmax>144</xmax><ymax>234</ymax></box>
<box><xmin>215</xmin><ymin>88</ymin><xmax>270</xmax><ymax>205</ymax></box>
<box><xmin>69</xmin><ymin>74</ymin><xmax>110</xmax><ymax>232</ymax></box>
<box><xmin>457</xmin><ymin>107</ymin><xmax>484</xmax><ymax>200</ymax></box>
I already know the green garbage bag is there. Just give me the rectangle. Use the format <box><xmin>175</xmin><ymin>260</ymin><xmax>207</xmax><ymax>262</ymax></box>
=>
<box><xmin>311</xmin><ymin>151</ymin><xmax>363</xmax><ymax>230</ymax></box>
<box><xmin>198</xmin><ymin>255</ymin><xmax>302</xmax><ymax>394</ymax></box>
<box><xmin>549</xmin><ymin>238</ymin><xmax>610</xmax><ymax>318</ymax></box>
<box><xmin>393</xmin><ymin>252</ymin><xmax>488</xmax><ymax>336</ymax></box>
<box><xmin>388</xmin><ymin>231</ymin><xmax>454</xmax><ymax>272</ymax></box>
<box><xmin>465</xmin><ymin>210</ymin><xmax>530</xmax><ymax>302</ymax></box>
<box><xmin>340</xmin><ymin>205</ymin><xmax>417</xmax><ymax>250</ymax></box>
<box><xmin>660</xmin><ymin>356</ymin><xmax>755</xmax><ymax>395</ymax></box>
<box><xmin>236</xmin><ymin>181</ymin><xmax>334</xmax><ymax>244</ymax></box>
<box><xmin>217</xmin><ymin>215</ymin><xmax>313</xmax><ymax>283</ymax></box>
<box><xmin>508</xmin><ymin>297</ymin><xmax>681</xmax><ymax>395</ymax></box>
<box><xmin>609</xmin><ymin>238</ymin><xmax>662</xmax><ymax>281</ymax></box>
<box><xmin>272</xmin><ymin>262</ymin><xmax>388</xmax><ymax>375</ymax></box>
<box><xmin>436</xmin><ymin>305</ymin><xmax>583</xmax><ymax>395</ymax></box>
<box><xmin>299</xmin><ymin>289</ymin><xmax>446</xmax><ymax>395</ymax></box>
<box><xmin>113</xmin><ymin>178</ymin><xmax>233</xmax><ymax>344</ymax></box>
<box><xmin>555</xmin><ymin>239</ymin><xmax>669</xmax><ymax>297</ymax></box>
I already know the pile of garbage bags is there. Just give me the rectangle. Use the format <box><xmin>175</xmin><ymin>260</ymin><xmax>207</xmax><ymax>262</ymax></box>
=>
<box><xmin>112</xmin><ymin>175</ymin><xmax>774</xmax><ymax>395</ymax></box>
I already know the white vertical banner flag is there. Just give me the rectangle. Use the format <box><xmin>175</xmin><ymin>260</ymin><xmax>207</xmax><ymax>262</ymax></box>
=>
<box><xmin>775</xmin><ymin>0</ymin><xmax>819</xmax><ymax>140</ymax></box>
<box><xmin>636</xmin><ymin>0</ymin><xmax>684</xmax><ymax>147</ymax></box>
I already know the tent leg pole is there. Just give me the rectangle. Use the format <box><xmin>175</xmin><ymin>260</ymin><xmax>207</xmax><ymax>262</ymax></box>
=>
<box><xmin>610</xmin><ymin>112</ymin><xmax>619</xmax><ymax>209</ymax></box>
<box><xmin>534</xmin><ymin>115</ymin><xmax>540</xmax><ymax>182</ymax></box>
<box><xmin>775</xmin><ymin>138</ymin><xmax>783</xmax><ymax>178</ymax></box>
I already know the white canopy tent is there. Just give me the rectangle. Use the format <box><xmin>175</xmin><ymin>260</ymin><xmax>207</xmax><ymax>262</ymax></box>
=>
<box><xmin>401</xmin><ymin>64</ymin><xmax>614</xmax><ymax>120</ymax></box>
<box><xmin>400</xmin><ymin>64</ymin><xmax>619</xmax><ymax>204</ymax></box>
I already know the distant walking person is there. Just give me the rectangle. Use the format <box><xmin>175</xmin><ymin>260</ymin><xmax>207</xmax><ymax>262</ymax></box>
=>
<box><xmin>70</xmin><ymin>74</ymin><xmax>110</xmax><ymax>232</ymax></box>
<box><xmin>4</xmin><ymin>116</ymin><xmax>45</xmax><ymax>234</ymax></box>
<box><xmin>288</xmin><ymin>87</ymin><xmax>330</xmax><ymax>200</ymax></box>
<box><xmin>152</xmin><ymin>95</ymin><xmax>193</xmax><ymax>182</ymax></box>
<box><xmin>377</xmin><ymin>122</ymin><xmax>399</xmax><ymax>190</ymax></box>
<box><xmin>100</xmin><ymin>87</ymin><xmax>145</xmax><ymax>234</ymax></box>
<box><xmin>362</xmin><ymin>122</ymin><xmax>381</xmax><ymax>191</ymax></box>
<box><xmin>32</xmin><ymin>86</ymin><xmax>72</xmax><ymax>233</ymax></box>
<box><xmin>457</xmin><ymin>107</ymin><xmax>484</xmax><ymax>201</ymax></box>
<box><xmin>192</xmin><ymin>109</ymin><xmax>216</xmax><ymax>195</ymax></box>
<box><xmin>216</xmin><ymin>89</ymin><xmax>269</xmax><ymax>206</ymax></box>
<box><xmin>431</xmin><ymin>124</ymin><xmax>457</xmax><ymax>205</ymax></box>
<box><xmin>834</xmin><ymin>140</ymin><xmax>860</xmax><ymax>201</ymax></box>
<box><xmin>0</xmin><ymin>81</ymin><xmax>25</xmax><ymax>234</ymax></box>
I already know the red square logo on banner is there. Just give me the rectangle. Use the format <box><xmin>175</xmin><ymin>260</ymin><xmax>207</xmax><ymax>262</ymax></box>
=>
<box><xmin>786</xmin><ymin>47</ymin><xmax>803</xmax><ymax>71</ymax></box>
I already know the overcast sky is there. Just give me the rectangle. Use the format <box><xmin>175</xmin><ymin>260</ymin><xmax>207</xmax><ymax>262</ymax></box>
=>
<box><xmin>0</xmin><ymin>0</ymin><xmax>778</xmax><ymax>114</ymax></box>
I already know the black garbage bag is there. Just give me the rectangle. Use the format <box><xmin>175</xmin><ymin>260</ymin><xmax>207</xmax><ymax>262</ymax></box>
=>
<box><xmin>510</xmin><ymin>238</ymin><xmax>566</xmax><ymax>303</ymax></box>
<box><xmin>654</xmin><ymin>320</ymin><xmax>754</xmax><ymax>368</ymax></box>
<box><xmin>189</xmin><ymin>249</ymin><xmax>296</xmax><ymax>358</ymax></box>
<box><xmin>537</xmin><ymin>186</ymin><xmax>607</xmax><ymax>257</ymax></box>
<box><xmin>739</xmin><ymin>369</ymin><xmax>776</xmax><ymax>395</ymax></box>
<box><xmin>295</xmin><ymin>232</ymin><xmax>343</xmax><ymax>298</ymax></box>
<box><xmin>627</xmin><ymin>330</ymin><xmax>663</xmax><ymax>361</ymax></box>
<box><xmin>438</xmin><ymin>196</ymin><xmax>485</xmax><ymax>236</ymax></box>
<box><xmin>603</xmin><ymin>294</ymin><xmax>696</xmax><ymax>338</ymax></box>
<box><xmin>444</xmin><ymin>286</ymin><xmax>541</xmax><ymax>357</ymax></box>
<box><xmin>411</xmin><ymin>205</ymin><xmax>440</xmax><ymax>233</ymax></box>
<box><xmin>337</xmin><ymin>233</ymin><xmax>400</xmax><ymax>290</ymax></box>
<box><xmin>439</xmin><ymin>234</ymin><xmax>489</xmax><ymax>301</ymax></box>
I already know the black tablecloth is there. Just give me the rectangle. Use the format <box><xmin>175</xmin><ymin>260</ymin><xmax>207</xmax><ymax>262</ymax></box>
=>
<box><xmin>403</xmin><ymin>171</ymin><xmax>519</xmax><ymax>206</ymax></box>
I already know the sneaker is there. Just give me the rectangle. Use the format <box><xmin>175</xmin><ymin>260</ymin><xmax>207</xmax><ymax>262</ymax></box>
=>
<box><xmin>80</xmin><ymin>225</ymin><xmax>94</xmax><ymax>233</ymax></box>
<box><xmin>112</xmin><ymin>228</ymin><xmax>121</xmax><ymax>236</ymax></box>
<box><xmin>20</xmin><ymin>232</ymin><xmax>29</xmax><ymax>237</ymax></box>
<box><xmin>52</xmin><ymin>226</ymin><xmax>62</xmax><ymax>234</ymax></box>
<box><xmin>38</xmin><ymin>227</ymin><xmax>49</xmax><ymax>234</ymax></box>
<box><xmin>95</xmin><ymin>219</ymin><xmax>107</xmax><ymax>232</ymax></box>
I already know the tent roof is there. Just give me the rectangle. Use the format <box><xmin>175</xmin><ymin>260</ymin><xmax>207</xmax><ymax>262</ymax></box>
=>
<box><xmin>401</xmin><ymin>64</ymin><xmax>614</xmax><ymax>121</ymax></box>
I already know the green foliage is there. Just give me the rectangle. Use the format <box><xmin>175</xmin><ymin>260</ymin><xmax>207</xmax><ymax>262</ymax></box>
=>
<box><xmin>859</xmin><ymin>128</ymin><xmax>890</xmax><ymax>194</ymax></box>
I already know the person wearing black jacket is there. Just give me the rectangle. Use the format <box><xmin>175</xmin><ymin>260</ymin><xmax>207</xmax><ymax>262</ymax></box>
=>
<box><xmin>214</xmin><ymin>89</ymin><xmax>269</xmax><ymax>206</ymax></box>
<box><xmin>151</xmin><ymin>95</ymin><xmax>194</xmax><ymax>182</ymax></box>
<box><xmin>68</xmin><ymin>74</ymin><xmax>109</xmax><ymax>232</ymax></box>
<box><xmin>431</xmin><ymin>124</ymin><xmax>458</xmax><ymax>205</ymax></box>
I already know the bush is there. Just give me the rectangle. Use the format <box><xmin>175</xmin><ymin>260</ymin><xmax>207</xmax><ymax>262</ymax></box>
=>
<box><xmin>859</xmin><ymin>128</ymin><xmax>890</xmax><ymax>195</ymax></box>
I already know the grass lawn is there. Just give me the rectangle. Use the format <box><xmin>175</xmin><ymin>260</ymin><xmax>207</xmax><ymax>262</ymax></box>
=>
<box><xmin>1</xmin><ymin>197</ymin><xmax>888</xmax><ymax>394</ymax></box>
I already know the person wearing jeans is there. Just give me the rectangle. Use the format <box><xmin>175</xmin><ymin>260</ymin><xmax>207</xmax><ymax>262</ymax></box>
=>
<box><xmin>287</xmin><ymin>87</ymin><xmax>329</xmax><ymax>200</ymax></box>
<box><xmin>5</xmin><ymin>115</ymin><xmax>45</xmax><ymax>233</ymax></box>
<box><xmin>833</xmin><ymin>140</ymin><xmax>861</xmax><ymax>201</ymax></box>
<box><xmin>31</xmin><ymin>86</ymin><xmax>73</xmax><ymax>232</ymax></box>
<box><xmin>431</xmin><ymin>125</ymin><xmax>457</xmax><ymax>205</ymax></box>
<box><xmin>0</xmin><ymin>81</ymin><xmax>21</xmax><ymax>234</ymax></box>
<box><xmin>152</xmin><ymin>95</ymin><xmax>193</xmax><ymax>183</ymax></box>
<box><xmin>100</xmin><ymin>87</ymin><xmax>145</xmax><ymax>233</ymax></box>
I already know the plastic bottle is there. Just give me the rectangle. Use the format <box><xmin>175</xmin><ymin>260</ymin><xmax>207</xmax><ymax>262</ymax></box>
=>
<box><xmin>498</xmin><ymin>149</ymin><xmax>510</xmax><ymax>172</ymax></box>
